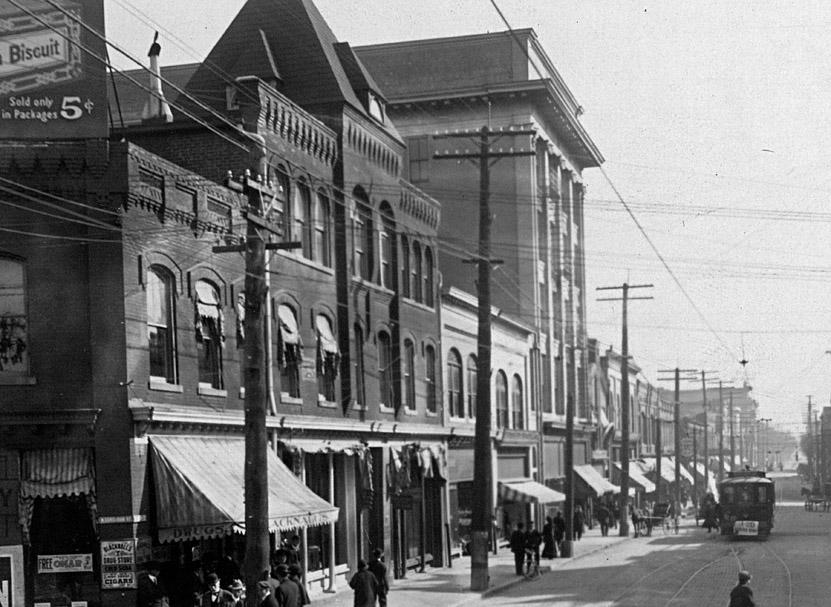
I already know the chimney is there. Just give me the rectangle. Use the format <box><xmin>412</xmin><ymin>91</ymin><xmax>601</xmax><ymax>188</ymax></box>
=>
<box><xmin>141</xmin><ymin>32</ymin><xmax>173</xmax><ymax>124</ymax></box>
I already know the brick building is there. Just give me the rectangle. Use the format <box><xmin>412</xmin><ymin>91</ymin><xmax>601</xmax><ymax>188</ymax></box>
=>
<box><xmin>0</xmin><ymin>0</ymin><xmax>449</xmax><ymax>604</ymax></box>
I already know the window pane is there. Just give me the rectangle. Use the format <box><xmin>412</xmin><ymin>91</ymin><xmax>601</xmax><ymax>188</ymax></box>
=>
<box><xmin>354</xmin><ymin>325</ymin><xmax>365</xmax><ymax>407</ymax></box>
<box><xmin>412</xmin><ymin>242</ymin><xmax>422</xmax><ymax>302</ymax></box>
<box><xmin>496</xmin><ymin>371</ymin><xmax>508</xmax><ymax>429</ymax></box>
<box><xmin>400</xmin><ymin>236</ymin><xmax>410</xmax><ymax>298</ymax></box>
<box><xmin>466</xmin><ymin>356</ymin><xmax>477</xmax><ymax>419</ymax></box>
<box><xmin>314</xmin><ymin>193</ymin><xmax>331</xmax><ymax>266</ymax></box>
<box><xmin>448</xmin><ymin>350</ymin><xmax>462</xmax><ymax>418</ymax></box>
<box><xmin>404</xmin><ymin>339</ymin><xmax>415</xmax><ymax>410</ymax></box>
<box><xmin>424</xmin><ymin>247</ymin><xmax>434</xmax><ymax>307</ymax></box>
<box><xmin>512</xmin><ymin>375</ymin><xmax>523</xmax><ymax>429</ymax></box>
<box><xmin>425</xmin><ymin>345</ymin><xmax>437</xmax><ymax>413</ymax></box>
<box><xmin>0</xmin><ymin>257</ymin><xmax>28</xmax><ymax>374</ymax></box>
<box><xmin>195</xmin><ymin>280</ymin><xmax>223</xmax><ymax>389</ymax></box>
<box><xmin>379</xmin><ymin>332</ymin><xmax>393</xmax><ymax>408</ymax></box>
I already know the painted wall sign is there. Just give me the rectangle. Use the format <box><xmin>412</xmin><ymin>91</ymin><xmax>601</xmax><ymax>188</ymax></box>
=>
<box><xmin>100</xmin><ymin>540</ymin><xmax>136</xmax><ymax>589</ymax></box>
<box><xmin>36</xmin><ymin>553</ymin><xmax>93</xmax><ymax>574</ymax></box>
<box><xmin>0</xmin><ymin>0</ymin><xmax>107</xmax><ymax>139</ymax></box>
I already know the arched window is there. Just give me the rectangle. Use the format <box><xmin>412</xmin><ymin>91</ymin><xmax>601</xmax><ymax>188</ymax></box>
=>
<box><xmin>447</xmin><ymin>348</ymin><xmax>463</xmax><ymax>418</ymax></box>
<box><xmin>277</xmin><ymin>304</ymin><xmax>302</xmax><ymax>399</ymax></box>
<box><xmin>354</xmin><ymin>201</ymin><xmax>374</xmax><ymax>281</ymax></box>
<box><xmin>403</xmin><ymin>338</ymin><xmax>415</xmax><ymax>411</ymax></box>
<box><xmin>379</xmin><ymin>205</ymin><xmax>395</xmax><ymax>289</ymax></box>
<box><xmin>400</xmin><ymin>235</ymin><xmax>410</xmax><ymax>298</ymax></box>
<box><xmin>194</xmin><ymin>280</ymin><xmax>224</xmax><ymax>390</ymax></box>
<box><xmin>378</xmin><ymin>330</ymin><xmax>394</xmax><ymax>408</ymax></box>
<box><xmin>295</xmin><ymin>180</ymin><xmax>312</xmax><ymax>258</ymax></box>
<box><xmin>0</xmin><ymin>255</ymin><xmax>28</xmax><ymax>376</ymax></box>
<box><xmin>412</xmin><ymin>241</ymin><xmax>422</xmax><ymax>302</ymax></box>
<box><xmin>354</xmin><ymin>324</ymin><xmax>365</xmax><ymax>408</ymax></box>
<box><xmin>466</xmin><ymin>355</ymin><xmax>478</xmax><ymax>419</ymax></box>
<box><xmin>423</xmin><ymin>246</ymin><xmax>434</xmax><ymax>307</ymax></box>
<box><xmin>147</xmin><ymin>266</ymin><xmax>177</xmax><ymax>384</ymax></box>
<box><xmin>275</xmin><ymin>166</ymin><xmax>291</xmax><ymax>237</ymax></box>
<box><xmin>316</xmin><ymin>314</ymin><xmax>339</xmax><ymax>403</ymax></box>
<box><xmin>425</xmin><ymin>344</ymin><xmax>437</xmax><ymax>414</ymax></box>
<box><xmin>495</xmin><ymin>370</ymin><xmax>508</xmax><ymax>429</ymax></box>
<box><xmin>512</xmin><ymin>374</ymin><xmax>524</xmax><ymax>429</ymax></box>
<box><xmin>313</xmin><ymin>191</ymin><xmax>331</xmax><ymax>267</ymax></box>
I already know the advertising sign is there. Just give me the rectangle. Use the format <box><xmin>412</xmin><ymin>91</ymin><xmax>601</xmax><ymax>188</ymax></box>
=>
<box><xmin>100</xmin><ymin>540</ymin><xmax>136</xmax><ymax>589</ymax></box>
<box><xmin>36</xmin><ymin>553</ymin><xmax>93</xmax><ymax>574</ymax></box>
<box><xmin>681</xmin><ymin>438</ymin><xmax>694</xmax><ymax>458</ymax></box>
<box><xmin>0</xmin><ymin>0</ymin><xmax>107</xmax><ymax>139</ymax></box>
<box><xmin>0</xmin><ymin>545</ymin><xmax>23</xmax><ymax>607</ymax></box>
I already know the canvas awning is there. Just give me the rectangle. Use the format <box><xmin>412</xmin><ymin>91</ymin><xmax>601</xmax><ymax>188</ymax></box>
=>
<box><xmin>573</xmin><ymin>464</ymin><xmax>617</xmax><ymax>497</ymax></box>
<box><xmin>280</xmin><ymin>437</ymin><xmax>364</xmax><ymax>455</ymax></box>
<box><xmin>613</xmin><ymin>462</ymin><xmax>656</xmax><ymax>494</ymax></box>
<box><xmin>498</xmin><ymin>479</ymin><xmax>565</xmax><ymax>504</ymax></box>
<box><xmin>278</xmin><ymin>304</ymin><xmax>301</xmax><ymax>345</ymax></box>
<box><xmin>315</xmin><ymin>315</ymin><xmax>339</xmax><ymax>354</ymax></box>
<box><xmin>664</xmin><ymin>457</ymin><xmax>695</xmax><ymax>484</ymax></box>
<box><xmin>640</xmin><ymin>458</ymin><xmax>676</xmax><ymax>485</ymax></box>
<box><xmin>150</xmin><ymin>435</ymin><xmax>339</xmax><ymax>543</ymax></box>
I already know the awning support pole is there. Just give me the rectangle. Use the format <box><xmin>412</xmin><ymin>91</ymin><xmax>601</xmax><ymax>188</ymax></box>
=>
<box><xmin>326</xmin><ymin>451</ymin><xmax>337</xmax><ymax>592</ymax></box>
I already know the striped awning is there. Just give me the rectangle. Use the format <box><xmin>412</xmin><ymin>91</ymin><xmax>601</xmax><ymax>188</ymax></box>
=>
<box><xmin>573</xmin><ymin>465</ymin><xmax>617</xmax><ymax>497</ymax></box>
<box><xmin>664</xmin><ymin>457</ymin><xmax>695</xmax><ymax>484</ymax></box>
<box><xmin>150</xmin><ymin>435</ymin><xmax>339</xmax><ymax>543</ymax></box>
<box><xmin>640</xmin><ymin>458</ymin><xmax>676</xmax><ymax>485</ymax></box>
<box><xmin>614</xmin><ymin>462</ymin><xmax>656</xmax><ymax>494</ymax></box>
<box><xmin>498</xmin><ymin>479</ymin><xmax>565</xmax><ymax>504</ymax></box>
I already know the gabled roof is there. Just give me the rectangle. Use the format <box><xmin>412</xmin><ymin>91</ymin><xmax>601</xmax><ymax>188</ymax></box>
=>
<box><xmin>230</xmin><ymin>28</ymin><xmax>282</xmax><ymax>83</ymax></box>
<box><xmin>334</xmin><ymin>42</ymin><xmax>386</xmax><ymax>101</ymax></box>
<box><xmin>183</xmin><ymin>0</ymin><xmax>396</xmax><ymax>138</ymax></box>
<box><xmin>108</xmin><ymin>63</ymin><xmax>198</xmax><ymax>127</ymax></box>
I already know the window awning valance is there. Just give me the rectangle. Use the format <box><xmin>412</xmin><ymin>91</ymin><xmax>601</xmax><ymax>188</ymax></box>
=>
<box><xmin>149</xmin><ymin>435</ymin><xmax>339</xmax><ymax>543</ymax></box>
<box><xmin>278</xmin><ymin>305</ymin><xmax>300</xmax><ymax>345</ymax></box>
<box><xmin>315</xmin><ymin>315</ymin><xmax>338</xmax><ymax>355</ymax></box>
<box><xmin>639</xmin><ymin>458</ymin><xmax>676</xmax><ymax>485</ymax></box>
<box><xmin>498</xmin><ymin>479</ymin><xmax>565</xmax><ymax>504</ymax></box>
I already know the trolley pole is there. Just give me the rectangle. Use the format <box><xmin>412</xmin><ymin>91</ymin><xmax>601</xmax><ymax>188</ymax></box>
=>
<box><xmin>597</xmin><ymin>282</ymin><xmax>653</xmax><ymax>537</ymax></box>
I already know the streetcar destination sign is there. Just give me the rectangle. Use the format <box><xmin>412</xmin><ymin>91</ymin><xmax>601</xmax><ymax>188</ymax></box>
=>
<box><xmin>733</xmin><ymin>520</ymin><xmax>758</xmax><ymax>536</ymax></box>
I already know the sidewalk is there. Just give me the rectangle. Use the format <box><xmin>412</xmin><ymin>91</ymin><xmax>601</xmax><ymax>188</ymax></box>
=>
<box><xmin>309</xmin><ymin>524</ymin><xmax>632</xmax><ymax>607</ymax></box>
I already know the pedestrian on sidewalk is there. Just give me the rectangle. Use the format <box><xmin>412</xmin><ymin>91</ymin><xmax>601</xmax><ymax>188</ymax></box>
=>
<box><xmin>509</xmin><ymin>522</ymin><xmax>527</xmax><ymax>575</ymax></box>
<box><xmin>368</xmin><ymin>549</ymin><xmax>389</xmax><ymax>607</ymax></box>
<box><xmin>573</xmin><ymin>505</ymin><xmax>585</xmax><ymax>541</ymax></box>
<box><xmin>349</xmin><ymin>559</ymin><xmax>379</xmax><ymax>607</ymax></box>
<box><xmin>552</xmin><ymin>511</ymin><xmax>565</xmax><ymax>557</ymax></box>
<box><xmin>596</xmin><ymin>504</ymin><xmax>610</xmax><ymax>537</ymax></box>
<box><xmin>288</xmin><ymin>564</ymin><xmax>310</xmax><ymax>606</ymax></box>
<box><xmin>541</xmin><ymin>516</ymin><xmax>556</xmax><ymax>558</ymax></box>
<box><xmin>728</xmin><ymin>570</ymin><xmax>755</xmax><ymax>607</ymax></box>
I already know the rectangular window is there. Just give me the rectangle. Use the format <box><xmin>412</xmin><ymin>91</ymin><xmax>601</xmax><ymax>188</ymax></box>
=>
<box><xmin>354</xmin><ymin>326</ymin><xmax>365</xmax><ymax>408</ymax></box>
<box><xmin>295</xmin><ymin>182</ymin><xmax>312</xmax><ymax>258</ymax></box>
<box><xmin>0</xmin><ymin>257</ymin><xmax>29</xmax><ymax>377</ymax></box>
<box><xmin>403</xmin><ymin>340</ymin><xmax>415</xmax><ymax>411</ymax></box>
<box><xmin>380</xmin><ymin>229</ymin><xmax>393</xmax><ymax>289</ymax></box>
<box><xmin>195</xmin><ymin>280</ymin><xmax>223</xmax><ymax>391</ymax></box>
<box><xmin>406</xmin><ymin>136</ymin><xmax>430</xmax><ymax>183</ymax></box>
<box><xmin>313</xmin><ymin>193</ymin><xmax>331</xmax><ymax>267</ymax></box>
<box><xmin>425</xmin><ymin>346</ymin><xmax>437</xmax><ymax>414</ymax></box>
<box><xmin>379</xmin><ymin>332</ymin><xmax>394</xmax><ymax>408</ymax></box>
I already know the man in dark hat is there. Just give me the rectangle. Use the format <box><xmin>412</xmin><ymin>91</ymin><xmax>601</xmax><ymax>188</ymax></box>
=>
<box><xmin>288</xmin><ymin>564</ymin><xmax>310</xmax><ymax>606</ymax></box>
<box><xmin>198</xmin><ymin>573</ymin><xmax>233</xmax><ymax>607</ymax></box>
<box><xmin>256</xmin><ymin>580</ymin><xmax>279</xmax><ymax>607</ymax></box>
<box><xmin>728</xmin><ymin>570</ymin><xmax>755</xmax><ymax>607</ymax></box>
<box><xmin>274</xmin><ymin>564</ymin><xmax>300</xmax><ymax>607</ymax></box>
<box><xmin>367</xmin><ymin>549</ymin><xmax>389</xmax><ymax>607</ymax></box>
<box><xmin>349</xmin><ymin>559</ymin><xmax>378</xmax><ymax>607</ymax></box>
<box><xmin>137</xmin><ymin>560</ymin><xmax>168</xmax><ymax>607</ymax></box>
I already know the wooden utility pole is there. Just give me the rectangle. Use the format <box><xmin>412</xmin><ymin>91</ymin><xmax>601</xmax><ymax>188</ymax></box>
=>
<box><xmin>655</xmin><ymin>387</ymin><xmax>662</xmax><ymax>503</ymax></box>
<box><xmin>692</xmin><ymin>426</ymin><xmax>698</xmax><ymax>508</ymax></box>
<box><xmin>808</xmin><ymin>396</ymin><xmax>814</xmax><ymax>481</ymax></box>
<box><xmin>718</xmin><ymin>381</ymin><xmax>725</xmax><ymax>483</ymax></box>
<box><xmin>435</xmin><ymin>126</ymin><xmax>535</xmax><ymax>589</ymax></box>
<box><xmin>658</xmin><ymin>368</ymin><xmax>697</xmax><ymax>522</ymax></box>
<box><xmin>597</xmin><ymin>282</ymin><xmax>653</xmax><ymax>537</ymax></box>
<box><xmin>214</xmin><ymin>160</ymin><xmax>300</xmax><ymax>605</ymax></box>
<box><xmin>729</xmin><ymin>391</ymin><xmax>735</xmax><ymax>473</ymax></box>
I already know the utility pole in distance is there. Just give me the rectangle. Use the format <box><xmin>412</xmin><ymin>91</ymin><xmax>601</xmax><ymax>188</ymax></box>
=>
<box><xmin>435</xmin><ymin>126</ymin><xmax>535</xmax><ymax>589</ymax></box>
<box><xmin>214</xmin><ymin>160</ymin><xmax>300</xmax><ymax>605</ymax></box>
<box><xmin>699</xmin><ymin>371</ymin><xmax>719</xmax><ymax>496</ymax></box>
<box><xmin>658</xmin><ymin>367</ymin><xmax>698</xmax><ymax>525</ymax></box>
<box><xmin>597</xmin><ymin>282</ymin><xmax>653</xmax><ymax>537</ymax></box>
<box><xmin>729</xmin><ymin>391</ymin><xmax>735</xmax><ymax>473</ymax></box>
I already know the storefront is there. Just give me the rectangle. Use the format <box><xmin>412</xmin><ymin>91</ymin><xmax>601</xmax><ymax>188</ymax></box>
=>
<box><xmin>145</xmin><ymin>435</ymin><xmax>338</xmax><ymax>605</ymax></box>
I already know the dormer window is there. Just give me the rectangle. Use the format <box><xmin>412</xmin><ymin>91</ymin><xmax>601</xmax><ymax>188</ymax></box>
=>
<box><xmin>367</xmin><ymin>91</ymin><xmax>385</xmax><ymax>123</ymax></box>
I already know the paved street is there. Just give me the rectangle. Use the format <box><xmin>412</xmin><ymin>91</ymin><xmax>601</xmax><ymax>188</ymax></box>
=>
<box><xmin>313</xmin><ymin>503</ymin><xmax>831</xmax><ymax>607</ymax></box>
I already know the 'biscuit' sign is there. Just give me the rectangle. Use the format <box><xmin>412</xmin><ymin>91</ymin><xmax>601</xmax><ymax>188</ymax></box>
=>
<box><xmin>0</xmin><ymin>0</ymin><xmax>107</xmax><ymax>139</ymax></box>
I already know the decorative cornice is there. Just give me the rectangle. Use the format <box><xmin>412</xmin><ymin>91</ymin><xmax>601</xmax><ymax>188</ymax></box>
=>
<box><xmin>0</xmin><ymin>408</ymin><xmax>100</xmax><ymax>433</ymax></box>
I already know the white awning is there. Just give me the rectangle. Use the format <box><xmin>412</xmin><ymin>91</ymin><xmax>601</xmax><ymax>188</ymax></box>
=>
<box><xmin>614</xmin><ymin>462</ymin><xmax>656</xmax><ymax>494</ymax></box>
<box><xmin>278</xmin><ymin>304</ymin><xmax>300</xmax><ymax>344</ymax></box>
<box><xmin>315</xmin><ymin>314</ymin><xmax>338</xmax><ymax>354</ymax></box>
<box><xmin>664</xmin><ymin>457</ymin><xmax>695</xmax><ymax>484</ymax></box>
<box><xmin>640</xmin><ymin>458</ymin><xmax>676</xmax><ymax>485</ymax></box>
<box><xmin>280</xmin><ymin>438</ymin><xmax>364</xmax><ymax>455</ymax></box>
<box><xmin>574</xmin><ymin>464</ymin><xmax>617</xmax><ymax>497</ymax></box>
<box><xmin>499</xmin><ymin>479</ymin><xmax>565</xmax><ymax>504</ymax></box>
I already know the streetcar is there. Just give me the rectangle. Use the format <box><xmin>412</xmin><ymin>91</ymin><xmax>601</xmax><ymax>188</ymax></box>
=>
<box><xmin>717</xmin><ymin>470</ymin><xmax>775</xmax><ymax>538</ymax></box>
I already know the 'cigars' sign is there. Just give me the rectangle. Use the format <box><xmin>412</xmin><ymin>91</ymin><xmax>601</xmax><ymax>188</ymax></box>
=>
<box><xmin>0</xmin><ymin>0</ymin><xmax>107</xmax><ymax>139</ymax></box>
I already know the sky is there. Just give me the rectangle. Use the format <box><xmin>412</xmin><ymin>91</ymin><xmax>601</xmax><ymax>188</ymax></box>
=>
<box><xmin>104</xmin><ymin>1</ymin><xmax>831</xmax><ymax>437</ymax></box>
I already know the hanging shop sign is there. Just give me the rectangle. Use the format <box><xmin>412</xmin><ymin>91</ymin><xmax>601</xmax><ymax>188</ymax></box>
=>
<box><xmin>37</xmin><ymin>553</ymin><xmax>93</xmax><ymax>574</ymax></box>
<box><xmin>100</xmin><ymin>540</ymin><xmax>137</xmax><ymax>589</ymax></box>
<box><xmin>0</xmin><ymin>0</ymin><xmax>107</xmax><ymax>139</ymax></box>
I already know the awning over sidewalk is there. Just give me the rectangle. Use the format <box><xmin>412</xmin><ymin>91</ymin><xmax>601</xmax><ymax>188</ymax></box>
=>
<box><xmin>639</xmin><ymin>458</ymin><xmax>675</xmax><ymax>485</ymax></box>
<box><xmin>574</xmin><ymin>464</ymin><xmax>617</xmax><ymax>497</ymax></box>
<box><xmin>613</xmin><ymin>462</ymin><xmax>656</xmax><ymax>494</ymax></box>
<box><xmin>150</xmin><ymin>435</ymin><xmax>339</xmax><ymax>543</ymax></box>
<box><xmin>664</xmin><ymin>457</ymin><xmax>695</xmax><ymax>484</ymax></box>
<box><xmin>498</xmin><ymin>479</ymin><xmax>565</xmax><ymax>504</ymax></box>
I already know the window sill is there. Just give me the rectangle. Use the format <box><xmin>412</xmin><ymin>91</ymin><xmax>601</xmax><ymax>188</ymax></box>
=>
<box><xmin>401</xmin><ymin>297</ymin><xmax>435</xmax><ymax>312</ymax></box>
<box><xmin>280</xmin><ymin>394</ymin><xmax>303</xmax><ymax>406</ymax></box>
<box><xmin>317</xmin><ymin>398</ymin><xmax>338</xmax><ymax>409</ymax></box>
<box><xmin>149</xmin><ymin>378</ymin><xmax>183</xmax><ymax>393</ymax></box>
<box><xmin>425</xmin><ymin>410</ymin><xmax>439</xmax><ymax>418</ymax></box>
<box><xmin>239</xmin><ymin>387</ymin><xmax>245</xmax><ymax>399</ymax></box>
<box><xmin>402</xmin><ymin>407</ymin><xmax>417</xmax><ymax>416</ymax></box>
<box><xmin>197</xmin><ymin>384</ymin><xmax>227</xmax><ymax>398</ymax></box>
<box><xmin>352</xmin><ymin>401</ymin><xmax>367</xmax><ymax>411</ymax></box>
<box><xmin>278</xmin><ymin>250</ymin><xmax>336</xmax><ymax>275</ymax></box>
<box><xmin>379</xmin><ymin>404</ymin><xmax>395</xmax><ymax>414</ymax></box>
<box><xmin>0</xmin><ymin>374</ymin><xmax>36</xmax><ymax>386</ymax></box>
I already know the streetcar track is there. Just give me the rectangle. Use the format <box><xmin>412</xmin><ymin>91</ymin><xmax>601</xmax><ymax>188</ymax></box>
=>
<box><xmin>611</xmin><ymin>549</ymin><xmax>684</xmax><ymax>604</ymax></box>
<box><xmin>762</xmin><ymin>541</ymin><xmax>793</xmax><ymax>607</ymax></box>
<box><xmin>663</xmin><ymin>553</ymin><xmax>733</xmax><ymax>606</ymax></box>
